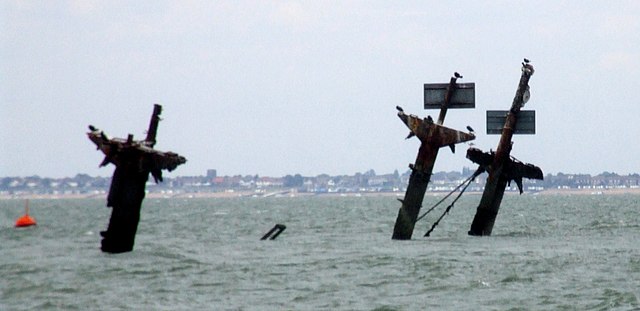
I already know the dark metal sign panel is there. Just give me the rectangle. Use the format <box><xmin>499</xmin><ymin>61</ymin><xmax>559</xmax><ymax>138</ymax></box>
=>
<box><xmin>424</xmin><ymin>83</ymin><xmax>475</xmax><ymax>109</ymax></box>
<box><xmin>486</xmin><ymin>110</ymin><xmax>536</xmax><ymax>134</ymax></box>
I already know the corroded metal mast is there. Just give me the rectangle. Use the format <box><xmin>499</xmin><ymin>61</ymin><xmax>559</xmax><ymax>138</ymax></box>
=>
<box><xmin>466</xmin><ymin>60</ymin><xmax>543</xmax><ymax>236</ymax></box>
<box><xmin>392</xmin><ymin>73</ymin><xmax>476</xmax><ymax>240</ymax></box>
<box><xmin>87</xmin><ymin>104</ymin><xmax>186</xmax><ymax>253</ymax></box>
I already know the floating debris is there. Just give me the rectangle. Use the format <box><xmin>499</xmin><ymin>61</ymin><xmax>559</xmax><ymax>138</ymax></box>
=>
<box><xmin>261</xmin><ymin>224</ymin><xmax>286</xmax><ymax>240</ymax></box>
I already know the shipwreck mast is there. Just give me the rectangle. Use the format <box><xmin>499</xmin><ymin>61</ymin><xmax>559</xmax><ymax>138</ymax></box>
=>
<box><xmin>466</xmin><ymin>60</ymin><xmax>543</xmax><ymax>236</ymax></box>
<box><xmin>392</xmin><ymin>73</ymin><xmax>476</xmax><ymax>240</ymax></box>
<box><xmin>88</xmin><ymin>104</ymin><xmax>186</xmax><ymax>253</ymax></box>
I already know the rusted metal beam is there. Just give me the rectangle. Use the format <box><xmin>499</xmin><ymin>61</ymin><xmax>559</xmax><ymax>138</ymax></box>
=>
<box><xmin>261</xmin><ymin>224</ymin><xmax>286</xmax><ymax>240</ymax></box>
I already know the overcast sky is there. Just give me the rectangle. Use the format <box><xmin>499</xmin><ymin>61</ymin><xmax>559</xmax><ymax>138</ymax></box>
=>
<box><xmin>2</xmin><ymin>1</ymin><xmax>639</xmax><ymax>178</ymax></box>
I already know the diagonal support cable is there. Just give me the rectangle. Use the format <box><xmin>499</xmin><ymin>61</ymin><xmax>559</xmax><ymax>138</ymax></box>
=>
<box><xmin>423</xmin><ymin>167</ymin><xmax>484</xmax><ymax>237</ymax></box>
<box><xmin>416</xmin><ymin>167</ymin><xmax>482</xmax><ymax>223</ymax></box>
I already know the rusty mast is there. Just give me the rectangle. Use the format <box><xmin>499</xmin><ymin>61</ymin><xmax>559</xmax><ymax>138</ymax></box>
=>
<box><xmin>466</xmin><ymin>60</ymin><xmax>543</xmax><ymax>236</ymax></box>
<box><xmin>87</xmin><ymin>104</ymin><xmax>186</xmax><ymax>253</ymax></box>
<box><xmin>392</xmin><ymin>73</ymin><xmax>475</xmax><ymax>240</ymax></box>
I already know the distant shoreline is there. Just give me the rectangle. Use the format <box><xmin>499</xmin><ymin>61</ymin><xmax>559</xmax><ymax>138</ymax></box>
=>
<box><xmin>2</xmin><ymin>187</ymin><xmax>640</xmax><ymax>200</ymax></box>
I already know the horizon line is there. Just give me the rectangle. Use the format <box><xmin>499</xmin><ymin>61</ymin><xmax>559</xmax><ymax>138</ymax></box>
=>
<box><xmin>3</xmin><ymin>170</ymin><xmax>638</xmax><ymax>180</ymax></box>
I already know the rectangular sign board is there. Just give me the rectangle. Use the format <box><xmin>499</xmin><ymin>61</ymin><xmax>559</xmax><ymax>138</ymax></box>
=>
<box><xmin>486</xmin><ymin>110</ymin><xmax>536</xmax><ymax>134</ymax></box>
<box><xmin>424</xmin><ymin>83</ymin><xmax>475</xmax><ymax>109</ymax></box>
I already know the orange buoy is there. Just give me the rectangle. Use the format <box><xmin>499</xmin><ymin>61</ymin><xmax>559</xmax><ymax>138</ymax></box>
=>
<box><xmin>15</xmin><ymin>200</ymin><xmax>36</xmax><ymax>228</ymax></box>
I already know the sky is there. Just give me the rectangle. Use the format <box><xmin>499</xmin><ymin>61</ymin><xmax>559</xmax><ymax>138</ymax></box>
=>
<box><xmin>2</xmin><ymin>1</ymin><xmax>639</xmax><ymax>178</ymax></box>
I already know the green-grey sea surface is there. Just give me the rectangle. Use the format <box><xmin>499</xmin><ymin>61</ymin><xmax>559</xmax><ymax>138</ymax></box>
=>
<box><xmin>1</xmin><ymin>194</ymin><xmax>639</xmax><ymax>310</ymax></box>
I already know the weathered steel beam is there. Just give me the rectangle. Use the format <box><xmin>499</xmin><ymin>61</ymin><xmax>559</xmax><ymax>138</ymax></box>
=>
<box><xmin>261</xmin><ymin>224</ymin><xmax>287</xmax><ymax>240</ymax></box>
<box><xmin>467</xmin><ymin>60</ymin><xmax>543</xmax><ymax>236</ymax></box>
<box><xmin>392</xmin><ymin>75</ymin><xmax>475</xmax><ymax>240</ymax></box>
<box><xmin>145</xmin><ymin>104</ymin><xmax>162</xmax><ymax>147</ymax></box>
<box><xmin>391</xmin><ymin>128</ymin><xmax>440</xmax><ymax>240</ymax></box>
<box><xmin>88</xmin><ymin>104</ymin><xmax>186</xmax><ymax>253</ymax></box>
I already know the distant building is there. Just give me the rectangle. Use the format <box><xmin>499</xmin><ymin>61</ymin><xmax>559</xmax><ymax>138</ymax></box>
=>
<box><xmin>207</xmin><ymin>169</ymin><xmax>217</xmax><ymax>179</ymax></box>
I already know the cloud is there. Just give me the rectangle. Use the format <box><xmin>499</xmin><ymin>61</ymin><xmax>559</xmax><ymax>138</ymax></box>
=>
<box><xmin>68</xmin><ymin>0</ymin><xmax>102</xmax><ymax>16</ymax></box>
<box><xmin>270</xmin><ymin>2</ymin><xmax>312</xmax><ymax>30</ymax></box>
<box><xmin>597</xmin><ymin>12</ymin><xmax>639</xmax><ymax>38</ymax></box>
<box><xmin>598</xmin><ymin>51</ymin><xmax>639</xmax><ymax>71</ymax></box>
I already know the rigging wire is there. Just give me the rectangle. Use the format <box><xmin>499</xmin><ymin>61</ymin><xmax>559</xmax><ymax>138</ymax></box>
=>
<box><xmin>421</xmin><ymin>167</ymin><xmax>484</xmax><ymax>237</ymax></box>
<box><xmin>415</xmin><ymin>167</ymin><xmax>482</xmax><ymax>223</ymax></box>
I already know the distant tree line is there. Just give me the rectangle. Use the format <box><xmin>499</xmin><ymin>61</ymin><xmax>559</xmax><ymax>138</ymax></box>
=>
<box><xmin>2</xmin><ymin>170</ymin><xmax>640</xmax><ymax>195</ymax></box>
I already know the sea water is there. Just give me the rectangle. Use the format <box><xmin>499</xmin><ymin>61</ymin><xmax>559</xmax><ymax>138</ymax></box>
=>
<box><xmin>1</xmin><ymin>195</ymin><xmax>639</xmax><ymax>310</ymax></box>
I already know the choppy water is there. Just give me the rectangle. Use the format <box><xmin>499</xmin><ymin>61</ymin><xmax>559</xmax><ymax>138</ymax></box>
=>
<box><xmin>1</xmin><ymin>194</ymin><xmax>639</xmax><ymax>310</ymax></box>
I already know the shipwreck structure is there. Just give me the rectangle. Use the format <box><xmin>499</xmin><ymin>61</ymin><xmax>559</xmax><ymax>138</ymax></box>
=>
<box><xmin>88</xmin><ymin>104</ymin><xmax>186</xmax><ymax>253</ymax></box>
<box><xmin>466</xmin><ymin>60</ymin><xmax>543</xmax><ymax>236</ymax></box>
<box><xmin>392</xmin><ymin>73</ymin><xmax>476</xmax><ymax>240</ymax></box>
